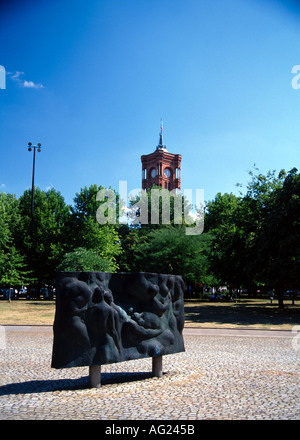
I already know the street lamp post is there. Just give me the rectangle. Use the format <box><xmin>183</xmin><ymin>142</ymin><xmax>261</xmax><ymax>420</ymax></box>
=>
<box><xmin>28</xmin><ymin>142</ymin><xmax>42</xmax><ymax>237</ymax></box>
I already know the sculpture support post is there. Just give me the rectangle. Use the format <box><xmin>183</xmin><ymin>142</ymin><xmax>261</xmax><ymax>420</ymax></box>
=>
<box><xmin>89</xmin><ymin>365</ymin><xmax>101</xmax><ymax>388</ymax></box>
<box><xmin>152</xmin><ymin>356</ymin><xmax>163</xmax><ymax>378</ymax></box>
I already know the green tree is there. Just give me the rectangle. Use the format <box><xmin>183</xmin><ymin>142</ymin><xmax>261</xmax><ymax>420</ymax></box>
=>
<box><xmin>250</xmin><ymin>168</ymin><xmax>300</xmax><ymax>307</ymax></box>
<box><xmin>58</xmin><ymin>247</ymin><xmax>116</xmax><ymax>272</ymax></box>
<box><xmin>0</xmin><ymin>193</ymin><xmax>32</xmax><ymax>297</ymax></box>
<box><xmin>205</xmin><ymin>192</ymin><xmax>245</xmax><ymax>291</ymax></box>
<box><xmin>126</xmin><ymin>226</ymin><xmax>214</xmax><ymax>285</ymax></box>
<box><xmin>66</xmin><ymin>184</ymin><xmax>122</xmax><ymax>269</ymax></box>
<box><xmin>205</xmin><ymin>167</ymin><xmax>299</xmax><ymax>308</ymax></box>
<box><xmin>0</xmin><ymin>247</ymin><xmax>31</xmax><ymax>300</ymax></box>
<box><xmin>119</xmin><ymin>185</ymin><xmax>208</xmax><ymax>283</ymax></box>
<box><xmin>117</xmin><ymin>225</ymin><xmax>139</xmax><ymax>271</ymax></box>
<box><xmin>0</xmin><ymin>192</ymin><xmax>19</xmax><ymax>250</ymax></box>
<box><xmin>239</xmin><ymin>167</ymin><xmax>287</xmax><ymax>242</ymax></box>
<box><xmin>15</xmin><ymin>187</ymin><xmax>70</xmax><ymax>286</ymax></box>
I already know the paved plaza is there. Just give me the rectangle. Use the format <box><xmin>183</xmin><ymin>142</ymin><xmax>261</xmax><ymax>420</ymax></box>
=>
<box><xmin>0</xmin><ymin>326</ymin><xmax>299</xmax><ymax>420</ymax></box>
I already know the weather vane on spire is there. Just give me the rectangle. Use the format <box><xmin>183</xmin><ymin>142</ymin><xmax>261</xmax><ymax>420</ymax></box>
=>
<box><xmin>160</xmin><ymin>118</ymin><xmax>163</xmax><ymax>134</ymax></box>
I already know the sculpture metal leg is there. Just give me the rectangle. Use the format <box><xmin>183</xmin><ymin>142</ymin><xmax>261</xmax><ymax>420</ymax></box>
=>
<box><xmin>89</xmin><ymin>365</ymin><xmax>101</xmax><ymax>388</ymax></box>
<box><xmin>152</xmin><ymin>356</ymin><xmax>163</xmax><ymax>378</ymax></box>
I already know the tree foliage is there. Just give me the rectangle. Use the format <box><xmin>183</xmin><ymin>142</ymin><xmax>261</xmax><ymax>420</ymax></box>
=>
<box><xmin>205</xmin><ymin>167</ymin><xmax>300</xmax><ymax>306</ymax></box>
<box><xmin>0</xmin><ymin>193</ymin><xmax>31</xmax><ymax>288</ymax></box>
<box><xmin>57</xmin><ymin>247</ymin><xmax>116</xmax><ymax>272</ymax></box>
<box><xmin>14</xmin><ymin>188</ymin><xmax>70</xmax><ymax>285</ymax></box>
<box><xmin>249</xmin><ymin>168</ymin><xmax>300</xmax><ymax>306</ymax></box>
<box><xmin>0</xmin><ymin>167</ymin><xmax>299</xmax><ymax>309</ymax></box>
<box><xmin>66</xmin><ymin>185</ymin><xmax>122</xmax><ymax>268</ymax></box>
<box><xmin>121</xmin><ymin>226</ymin><xmax>213</xmax><ymax>282</ymax></box>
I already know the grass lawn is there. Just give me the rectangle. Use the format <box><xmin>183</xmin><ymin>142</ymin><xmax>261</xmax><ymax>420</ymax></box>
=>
<box><xmin>0</xmin><ymin>299</ymin><xmax>56</xmax><ymax>325</ymax></box>
<box><xmin>0</xmin><ymin>297</ymin><xmax>299</xmax><ymax>330</ymax></box>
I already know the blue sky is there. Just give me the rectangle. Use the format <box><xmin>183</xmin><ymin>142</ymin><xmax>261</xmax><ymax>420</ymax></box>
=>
<box><xmin>0</xmin><ymin>0</ymin><xmax>300</xmax><ymax>207</ymax></box>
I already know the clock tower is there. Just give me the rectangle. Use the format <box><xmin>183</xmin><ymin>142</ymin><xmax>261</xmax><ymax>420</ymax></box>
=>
<box><xmin>141</xmin><ymin>121</ymin><xmax>182</xmax><ymax>191</ymax></box>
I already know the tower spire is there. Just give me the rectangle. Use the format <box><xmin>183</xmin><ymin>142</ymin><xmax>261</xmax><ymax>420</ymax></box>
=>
<box><xmin>157</xmin><ymin>118</ymin><xmax>167</xmax><ymax>150</ymax></box>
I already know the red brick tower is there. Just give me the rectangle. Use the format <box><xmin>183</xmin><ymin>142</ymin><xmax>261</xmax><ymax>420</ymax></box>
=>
<box><xmin>141</xmin><ymin>121</ymin><xmax>182</xmax><ymax>191</ymax></box>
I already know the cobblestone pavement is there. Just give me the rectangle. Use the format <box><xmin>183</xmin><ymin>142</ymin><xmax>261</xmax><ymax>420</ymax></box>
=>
<box><xmin>0</xmin><ymin>326</ymin><xmax>299</xmax><ymax>420</ymax></box>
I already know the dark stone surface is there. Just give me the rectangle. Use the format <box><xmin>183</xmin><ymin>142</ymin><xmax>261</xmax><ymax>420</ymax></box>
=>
<box><xmin>51</xmin><ymin>272</ymin><xmax>185</xmax><ymax>368</ymax></box>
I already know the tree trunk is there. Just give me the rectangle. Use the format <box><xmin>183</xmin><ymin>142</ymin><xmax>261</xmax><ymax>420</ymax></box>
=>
<box><xmin>292</xmin><ymin>291</ymin><xmax>295</xmax><ymax>306</ymax></box>
<box><xmin>277</xmin><ymin>289</ymin><xmax>284</xmax><ymax>309</ymax></box>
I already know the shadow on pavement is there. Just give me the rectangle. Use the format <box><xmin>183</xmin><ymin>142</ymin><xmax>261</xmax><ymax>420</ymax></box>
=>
<box><xmin>0</xmin><ymin>371</ymin><xmax>153</xmax><ymax>395</ymax></box>
<box><xmin>184</xmin><ymin>301</ymin><xmax>300</xmax><ymax>328</ymax></box>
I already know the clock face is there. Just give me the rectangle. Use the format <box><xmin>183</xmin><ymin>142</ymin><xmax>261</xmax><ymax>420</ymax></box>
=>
<box><xmin>151</xmin><ymin>169</ymin><xmax>156</xmax><ymax>178</ymax></box>
<box><xmin>164</xmin><ymin>168</ymin><xmax>171</xmax><ymax>177</ymax></box>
